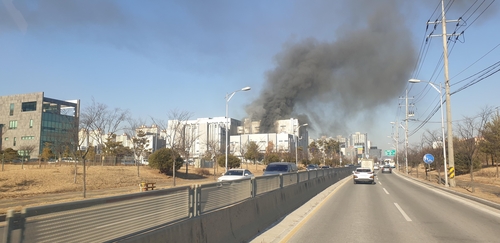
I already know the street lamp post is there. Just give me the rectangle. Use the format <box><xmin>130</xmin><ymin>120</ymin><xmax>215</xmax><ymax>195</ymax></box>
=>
<box><xmin>225</xmin><ymin>86</ymin><xmax>251</xmax><ymax>172</ymax></box>
<box><xmin>294</xmin><ymin>123</ymin><xmax>308</xmax><ymax>166</ymax></box>
<box><xmin>409</xmin><ymin>78</ymin><xmax>448</xmax><ymax>187</ymax></box>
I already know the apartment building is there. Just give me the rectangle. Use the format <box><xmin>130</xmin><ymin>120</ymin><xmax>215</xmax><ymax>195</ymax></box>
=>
<box><xmin>0</xmin><ymin>92</ymin><xmax>79</xmax><ymax>159</ymax></box>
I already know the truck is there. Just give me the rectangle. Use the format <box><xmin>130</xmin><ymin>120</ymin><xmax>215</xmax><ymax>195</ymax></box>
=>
<box><xmin>360</xmin><ymin>158</ymin><xmax>374</xmax><ymax>172</ymax></box>
<box><xmin>384</xmin><ymin>159</ymin><xmax>395</xmax><ymax>168</ymax></box>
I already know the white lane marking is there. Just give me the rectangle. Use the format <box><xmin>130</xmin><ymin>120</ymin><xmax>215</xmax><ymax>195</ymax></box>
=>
<box><xmin>383</xmin><ymin>188</ymin><xmax>389</xmax><ymax>194</ymax></box>
<box><xmin>394</xmin><ymin>203</ymin><xmax>412</xmax><ymax>221</ymax></box>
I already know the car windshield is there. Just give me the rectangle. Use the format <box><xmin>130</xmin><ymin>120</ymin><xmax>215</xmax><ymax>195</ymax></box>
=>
<box><xmin>266</xmin><ymin>164</ymin><xmax>289</xmax><ymax>172</ymax></box>
<box><xmin>356</xmin><ymin>168</ymin><xmax>371</xmax><ymax>172</ymax></box>
<box><xmin>225</xmin><ymin>170</ymin><xmax>243</xmax><ymax>176</ymax></box>
<box><xmin>307</xmin><ymin>165</ymin><xmax>316</xmax><ymax>168</ymax></box>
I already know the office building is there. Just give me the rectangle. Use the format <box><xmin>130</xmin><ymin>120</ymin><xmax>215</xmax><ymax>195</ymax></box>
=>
<box><xmin>0</xmin><ymin>92</ymin><xmax>80</xmax><ymax>159</ymax></box>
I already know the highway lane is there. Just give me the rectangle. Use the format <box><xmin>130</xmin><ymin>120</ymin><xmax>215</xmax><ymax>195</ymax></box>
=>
<box><xmin>254</xmin><ymin>170</ymin><xmax>500</xmax><ymax>243</ymax></box>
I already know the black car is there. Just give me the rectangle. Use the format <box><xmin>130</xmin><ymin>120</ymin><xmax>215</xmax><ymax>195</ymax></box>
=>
<box><xmin>381</xmin><ymin>165</ymin><xmax>392</xmax><ymax>173</ymax></box>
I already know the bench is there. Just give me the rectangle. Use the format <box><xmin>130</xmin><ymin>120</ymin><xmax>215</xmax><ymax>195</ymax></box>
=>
<box><xmin>139</xmin><ymin>182</ymin><xmax>156</xmax><ymax>191</ymax></box>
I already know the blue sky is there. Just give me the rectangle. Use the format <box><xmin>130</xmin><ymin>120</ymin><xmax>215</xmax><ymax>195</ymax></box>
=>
<box><xmin>1</xmin><ymin>0</ymin><xmax>499</xmax><ymax>152</ymax></box>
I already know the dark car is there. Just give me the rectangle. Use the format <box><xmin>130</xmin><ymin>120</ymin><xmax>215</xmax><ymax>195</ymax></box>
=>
<box><xmin>263</xmin><ymin>162</ymin><xmax>298</xmax><ymax>175</ymax></box>
<box><xmin>381</xmin><ymin>165</ymin><xmax>392</xmax><ymax>173</ymax></box>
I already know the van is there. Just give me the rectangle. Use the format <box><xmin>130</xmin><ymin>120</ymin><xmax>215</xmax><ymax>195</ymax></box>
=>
<box><xmin>263</xmin><ymin>162</ymin><xmax>298</xmax><ymax>176</ymax></box>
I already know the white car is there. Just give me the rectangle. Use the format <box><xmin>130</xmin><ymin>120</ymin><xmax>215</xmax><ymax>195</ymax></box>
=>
<box><xmin>374</xmin><ymin>165</ymin><xmax>380</xmax><ymax>170</ymax></box>
<box><xmin>353</xmin><ymin>168</ymin><xmax>375</xmax><ymax>184</ymax></box>
<box><xmin>217</xmin><ymin>169</ymin><xmax>254</xmax><ymax>182</ymax></box>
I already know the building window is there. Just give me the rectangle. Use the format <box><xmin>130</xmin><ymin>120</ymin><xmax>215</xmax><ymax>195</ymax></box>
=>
<box><xmin>9</xmin><ymin>120</ymin><xmax>18</xmax><ymax>129</ymax></box>
<box><xmin>4</xmin><ymin>137</ymin><xmax>8</xmax><ymax>141</ymax></box>
<box><xmin>22</xmin><ymin>101</ymin><xmax>37</xmax><ymax>112</ymax></box>
<box><xmin>9</xmin><ymin>103</ymin><xmax>14</xmax><ymax>116</ymax></box>
<box><xmin>29</xmin><ymin>119</ymin><xmax>33</xmax><ymax>128</ymax></box>
<box><xmin>21</xmin><ymin>136</ymin><xmax>34</xmax><ymax>140</ymax></box>
<box><xmin>13</xmin><ymin>137</ymin><xmax>16</xmax><ymax>146</ymax></box>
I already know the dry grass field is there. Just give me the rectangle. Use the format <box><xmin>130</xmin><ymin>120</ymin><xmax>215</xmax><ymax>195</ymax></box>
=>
<box><xmin>0</xmin><ymin>162</ymin><xmax>267</xmax><ymax>214</ymax></box>
<box><xmin>407</xmin><ymin>165</ymin><xmax>500</xmax><ymax>204</ymax></box>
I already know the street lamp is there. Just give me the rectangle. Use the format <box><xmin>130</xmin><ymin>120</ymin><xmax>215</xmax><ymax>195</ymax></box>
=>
<box><xmin>225</xmin><ymin>86</ymin><xmax>251</xmax><ymax>172</ymax></box>
<box><xmin>409</xmin><ymin>78</ymin><xmax>448</xmax><ymax>187</ymax></box>
<box><xmin>294</xmin><ymin>123</ymin><xmax>308</xmax><ymax>166</ymax></box>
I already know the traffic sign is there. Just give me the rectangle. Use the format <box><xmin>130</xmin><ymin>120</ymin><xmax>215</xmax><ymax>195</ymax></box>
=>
<box><xmin>385</xmin><ymin>150</ymin><xmax>396</xmax><ymax>156</ymax></box>
<box><xmin>423</xmin><ymin>154</ymin><xmax>434</xmax><ymax>164</ymax></box>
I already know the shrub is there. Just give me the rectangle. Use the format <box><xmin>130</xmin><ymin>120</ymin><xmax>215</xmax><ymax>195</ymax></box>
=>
<box><xmin>148</xmin><ymin>148</ymin><xmax>183</xmax><ymax>175</ymax></box>
<box><xmin>195</xmin><ymin>168</ymin><xmax>211</xmax><ymax>176</ymax></box>
<box><xmin>216</xmin><ymin>154</ymin><xmax>241</xmax><ymax>169</ymax></box>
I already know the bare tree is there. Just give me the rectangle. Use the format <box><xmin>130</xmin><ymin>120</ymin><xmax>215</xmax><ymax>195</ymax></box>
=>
<box><xmin>81</xmin><ymin>98</ymin><xmax>129</xmax><ymax>166</ymax></box>
<box><xmin>152</xmin><ymin>109</ymin><xmax>191</xmax><ymax>186</ymax></box>
<box><xmin>0</xmin><ymin>124</ymin><xmax>4</xmax><ymax>171</ymax></box>
<box><xmin>74</xmin><ymin>98</ymin><xmax>127</xmax><ymax>198</ymax></box>
<box><xmin>204</xmin><ymin>139</ymin><xmax>223</xmax><ymax>180</ymax></box>
<box><xmin>18</xmin><ymin>145</ymin><xmax>36</xmax><ymax>169</ymax></box>
<box><xmin>178</xmin><ymin>122</ymin><xmax>201</xmax><ymax>176</ymax></box>
<box><xmin>479</xmin><ymin>111</ymin><xmax>500</xmax><ymax>178</ymax></box>
<box><xmin>125</xmin><ymin>118</ymin><xmax>149</xmax><ymax>177</ymax></box>
<box><xmin>455</xmin><ymin>107</ymin><xmax>493</xmax><ymax>193</ymax></box>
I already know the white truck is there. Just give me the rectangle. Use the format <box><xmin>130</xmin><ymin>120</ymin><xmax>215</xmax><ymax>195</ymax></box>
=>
<box><xmin>360</xmin><ymin>159</ymin><xmax>374</xmax><ymax>172</ymax></box>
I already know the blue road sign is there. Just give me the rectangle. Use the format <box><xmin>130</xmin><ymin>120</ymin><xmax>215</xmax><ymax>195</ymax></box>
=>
<box><xmin>423</xmin><ymin>154</ymin><xmax>434</xmax><ymax>164</ymax></box>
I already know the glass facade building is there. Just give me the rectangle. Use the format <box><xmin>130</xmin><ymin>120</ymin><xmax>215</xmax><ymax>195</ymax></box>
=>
<box><xmin>0</xmin><ymin>92</ymin><xmax>80</xmax><ymax>159</ymax></box>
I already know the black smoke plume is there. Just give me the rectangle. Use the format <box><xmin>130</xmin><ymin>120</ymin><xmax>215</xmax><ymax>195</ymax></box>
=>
<box><xmin>246</xmin><ymin>3</ymin><xmax>416</xmax><ymax>134</ymax></box>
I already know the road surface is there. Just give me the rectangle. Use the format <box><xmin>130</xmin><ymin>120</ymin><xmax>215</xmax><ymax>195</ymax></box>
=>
<box><xmin>252</xmin><ymin>171</ymin><xmax>500</xmax><ymax>243</ymax></box>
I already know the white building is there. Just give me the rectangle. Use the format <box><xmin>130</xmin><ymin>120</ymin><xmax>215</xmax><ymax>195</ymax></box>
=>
<box><xmin>163</xmin><ymin>117</ymin><xmax>309</xmax><ymax>166</ymax></box>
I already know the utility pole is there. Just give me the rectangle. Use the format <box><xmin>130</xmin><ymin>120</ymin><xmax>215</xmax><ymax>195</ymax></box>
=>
<box><xmin>400</xmin><ymin>90</ymin><xmax>413</xmax><ymax>174</ymax></box>
<box><xmin>395</xmin><ymin>118</ymin><xmax>399</xmax><ymax>171</ymax></box>
<box><xmin>427</xmin><ymin>0</ymin><xmax>461</xmax><ymax>187</ymax></box>
<box><xmin>390</xmin><ymin>121</ymin><xmax>399</xmax><ymax>171</ymax></box>
<box><xmin>405</xmin><ymin>89</ymin><xmax>409</xmax><ymax>175</ymax></box>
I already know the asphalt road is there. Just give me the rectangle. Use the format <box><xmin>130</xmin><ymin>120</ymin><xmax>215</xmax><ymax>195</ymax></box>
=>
<box><xmin>252</xmin><ymin>171</ymin><xmax>500</xmax><ymax>243</ymax></box>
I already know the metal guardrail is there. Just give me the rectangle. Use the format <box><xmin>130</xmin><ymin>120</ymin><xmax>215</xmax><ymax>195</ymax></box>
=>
<box><xmin>3</xmin><ymin>186</ymin><xmax>193</xmax><ymax>243</ymax></box>
<box><xmin>3</xmin><ymin>168</ymin><xmax>350</xmax><ymax>243</ymax></box>
<box><xmin>196</xmin><ymin>179</ymin><xmax>252</xmax><ymax>214</ymax></box>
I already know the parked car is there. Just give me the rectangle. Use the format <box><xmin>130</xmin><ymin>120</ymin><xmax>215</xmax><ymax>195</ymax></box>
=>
<box><xmin>306</xmin><ymin>164</ymin><xmax>319</xmax><ymax>171</ymax></box>
<box><xmin>263</xmin><ymin>162</ymin><xmax>298</xmax><ymax>176</ymax></box>
<box><xmin>121</xmin><ymin>160</ymin><xmax>135</xmax><ymax>166</ymax></box>
<box><xmin>353</xmin><ymin>167</ymin><xmax>375</xmax><ymax>184</ymax></box>
<box><xmin>381</xmin><ymin>165</ymin><xmax>392</xmax><ymax>173</ymax></box>
<box><xmin>217</xmin><ymin>169</ymin><xmax>254</xmax><ymax>182</ymax></box>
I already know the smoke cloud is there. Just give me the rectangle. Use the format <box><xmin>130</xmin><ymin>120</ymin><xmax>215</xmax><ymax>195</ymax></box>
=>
<box><xmin>246</xmin><ymin>1</ymin><xmax>417</xmax><ymax>135</ymax></box>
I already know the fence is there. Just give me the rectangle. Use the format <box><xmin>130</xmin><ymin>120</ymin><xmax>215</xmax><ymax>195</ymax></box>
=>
<box><xmin>2</xmin><ymin>167</ymin><xmax>352</xmax><ymax>243</ymax></box>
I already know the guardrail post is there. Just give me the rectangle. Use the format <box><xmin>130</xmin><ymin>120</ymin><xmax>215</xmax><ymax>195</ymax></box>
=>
<box><xmin>279</xmin><ymin>174</ymin><xmax>284</xmax><ymax>188</ymax></box>
<box><xmin>194</xmin><ymin>185</ymin><xmax>201</xmax><ymax>217</ymax></box>
<box><xmin>296</xmin><ymin>172</ymin><xmax>299</xmax><ymax>185</ymax></box>
<box><xmin>251</xmin><ymin>178</ymin><xmax>256</xmax><ymax>198</ymax></box>
<box><xmin>3</xmin><ymin>210</ymin><xmax>25</xmax><ymax>243</ymax></box>
<box><xmin>189</xmin><ymin>185</ymin><xmax>195</xmax><ymax>218</ymax></box>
